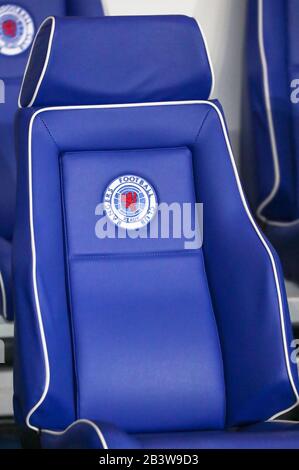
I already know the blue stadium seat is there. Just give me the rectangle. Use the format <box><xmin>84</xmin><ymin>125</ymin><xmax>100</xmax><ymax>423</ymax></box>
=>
<box><xmin>13</xmin><ymin>16</ymin><xmax>299</xmax><ymax>449</ymax></box>
<box><xmin>0</xmin><ymin>0</ymin><xmax>104</xmax><ymax>320</ymax></box>
<box><xmin>242</xmin><ymin>0</ymin><xmax>299</xmax><ymax>283</ymax></box>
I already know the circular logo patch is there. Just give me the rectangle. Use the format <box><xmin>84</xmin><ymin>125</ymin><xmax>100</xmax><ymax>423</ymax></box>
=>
<box><xmin>103</xmin><ymin>175</ymin><xmax>158</xmax><ymax>230</ymax></box>
<box><xmin>0</xmin><ymin>5</ymin><xmax>34</xmax><ymax>56</ymax></box>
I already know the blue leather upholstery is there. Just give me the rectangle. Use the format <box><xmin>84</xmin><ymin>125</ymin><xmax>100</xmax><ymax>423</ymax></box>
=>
<box><xmin>42</xmin><ymin>422</ymin><xmax>299</xmax><ymax>450</ymax></box>
<box><xmin>13</xmin><ymin>16</ymin><xmax>299</xmax><ymax>449</ymax></box>
<box><xmin>19</xmin><ymin>16</ymin><xmax>213</xmax><ymax>107</ymax></box>
<box><xmin>0</xmin><ymin>1</ymin><xmax>104</xmax><ymax>320</ymax></box>
<box><xmin>242</xmin><ymin>0</ymin><xmax>299</xmax><ymax>282</ymax></box>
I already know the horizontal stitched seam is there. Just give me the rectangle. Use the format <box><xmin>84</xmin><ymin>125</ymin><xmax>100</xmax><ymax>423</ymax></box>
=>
<box><xmin>69</xmin><ymin>249</ymin><xmax>201</xmax><ymax>261</ymax></box>
<box><xmin>62</xmin><ymin>146</ymin><xmax>189</xmax><ymax>157</ymax></box>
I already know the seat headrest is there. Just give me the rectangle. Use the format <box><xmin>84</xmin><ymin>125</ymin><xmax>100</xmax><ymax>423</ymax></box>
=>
<box><xmin>19</xmin><ymin>15</ymin><xmax>214</xmax><ymax>108</ymax></box>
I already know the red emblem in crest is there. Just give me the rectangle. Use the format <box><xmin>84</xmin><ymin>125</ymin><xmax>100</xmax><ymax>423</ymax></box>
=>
<box><xmin>2</xmin><ymin>19</ymin><xmax>16</xmax><ymax>37</ymax></box>
<box><xmin>121</xmin><ymin>191</ymin><xmax>137</xmax><ymax>211</ymax></box>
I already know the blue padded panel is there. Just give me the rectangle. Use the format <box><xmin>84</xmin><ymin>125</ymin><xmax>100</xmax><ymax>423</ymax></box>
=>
<box><xmin>14</xmin><ymin>103</ymin><xmax>298</xmax><ymax>432</ymax></box>
<box><xmin>19</xmin><ymin>16</ymin><xmax>213</xmax><ymax>107</ymax></box>
<box><xmin>61</xmin><ymin>148</ymin><xmax>197</xmax><ymax>255</ymax></box>
<box><xmin>69</xmin><ymin>255</ymin><xmax>224</xmax><ymax>433</ymax></box>
<box><xmin>13</xmin><ymin>109</ymin><xmax>76</xmax><ymax>430</ymax></box>
<box><xmin>61</xmin><ymin>147</ymin><xmax>225</xmax><ymax>432</ymax></box>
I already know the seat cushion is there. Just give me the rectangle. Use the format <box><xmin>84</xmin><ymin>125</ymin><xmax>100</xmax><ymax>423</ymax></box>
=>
<box><xmin>136</xmin><ymin>422</ymin><xmax>299</xmax><ymax>449</ymax></box>
<box><xmin>61</xmin><ymin>147</ymin><xmax>225</xmax><ymax>433</ymax></box>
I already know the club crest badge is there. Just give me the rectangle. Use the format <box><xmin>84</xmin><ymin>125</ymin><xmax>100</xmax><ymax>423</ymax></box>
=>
<box><xmin>103</xmin><ymin>175</ymin><xmax>158</xmax><ymax>230</ymax></box>
<box><xmin>0</xmin><ymin>5</ymin><xmax>35</xmax><ymax>56</ymax></box>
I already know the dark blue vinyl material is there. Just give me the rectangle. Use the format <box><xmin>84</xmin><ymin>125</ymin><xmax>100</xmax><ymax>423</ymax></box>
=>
<box><xmin>70</xmin><ymin>254</ymin><xmax>224</xmax><ymax>433</ymax></box>
<box><xmin>66</xmin><ymin>0</ymin><xmax>104</xmax><ymax>16</ymax></box>
<box><xmin>42</xmin><ymin>420</ymin><xmax>299</xmax><ymax>450</ymax></box>
<box><xmin>13</xmin><ymin>16</ymin><xmax>299</xmax><ymax>449</ymax></box>
<box><xmin>0</xmin><ymin>1</ymin><xmax>104</xmax><ymax>319</ymax></box>
<box><xmin>0</xmin><ymin>236</ymin><xmax>12</xmax><ymax>320</ymax></box>
<box><xmin>242</xmin><ymin>0</ymin><xmax>299</xmax><ymax>282</ymax></box>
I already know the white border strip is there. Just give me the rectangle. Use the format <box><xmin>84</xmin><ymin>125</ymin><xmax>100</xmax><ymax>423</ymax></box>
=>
<box><xmin>0</xmin><ymin>271</ymin><xmax>7</xmax><ymax>320</ymax></box>
<box><xmin>18</xmin><ymin>17</ymin><xmax>56</xmax><ymax>109</ymax></box>
<box><xmin>256</xmin><ymin>0</ymin><xmax>299</xmax><ymax>227</ymax></box>
<box><xmin>42</xmin><ymin>419</ymin><xmax>108</xmax><ymax>449</ymax></box>
<box><xmin>26</xmin><ymin>101</ymin><xmax>299</xmax><ymax>431</ymax></box>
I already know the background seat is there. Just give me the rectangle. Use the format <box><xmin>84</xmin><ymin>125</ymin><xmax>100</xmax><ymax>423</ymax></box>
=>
<box><xmin>242</xmin><ymin>0</ymin><xmax>299</xmax><ymax>283</ymax></box>
<box><xmin>0</xmin><ymin>0</ymin><xmax>104</xmax><ymax>321</ymax></box>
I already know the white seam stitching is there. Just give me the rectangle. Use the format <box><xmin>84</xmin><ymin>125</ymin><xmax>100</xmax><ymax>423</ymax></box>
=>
<box><xmin>25</xmin><ymin>100</ymin><xmax>299</xmax><ymax>431</ymax></box>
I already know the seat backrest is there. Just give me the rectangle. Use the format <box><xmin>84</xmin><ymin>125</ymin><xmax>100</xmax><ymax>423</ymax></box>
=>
<box><xmin>0</xmin><ymin>0</ymin><xmax>103</xmax><ymax>242</ymax></box>
<box><xmin>13</xmin><ymin>16</ymin><xmax>299</xmax><ymax>434</ymax></box>
<box><xmin>243</xmin><ymin>0</ymin><xmax>299</xmax><ymax>223</ymax></box>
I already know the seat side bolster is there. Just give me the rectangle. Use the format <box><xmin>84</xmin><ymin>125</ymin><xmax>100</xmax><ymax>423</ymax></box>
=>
<box><xmin>40</xmin><ymin>419</ymin><xmax>140</xmax><ymax>450</ymax></box>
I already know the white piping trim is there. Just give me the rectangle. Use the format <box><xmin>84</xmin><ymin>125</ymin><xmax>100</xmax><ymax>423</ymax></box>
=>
<box><xmin>42</xmin><ymin>419</ymin><xmax>108</xmax><ymax>449</ymax></box>
<box><xmin>256</xmin><ymin>0</ymin><xmax>299</xmax><ymax>227</ymax></box>
<box><xmin>18</xmin><ymin>17</ymin><xmax>56</xmax><ymax>109</ymax></box>
<box><xmin>0</xmin><ymin>271</ymin><xmax>7</xmax><ymax>320</ymax></box>
<box><xmin>25</xmin><ymin>100</ymin><xmax>299</xmax><ymax>430</ymax></box>
<box><xmin>272</xmin><ymin>419</ymin><xmax>299</xmax><ymax>425</ymax></box>
<box><xmin>263</xmin><ymin>219</ymin><xmax>299</xmax><ymax>228</ymax></box>
<box><xmin>268</xmin><ymin>400</ymin><xmax>299</xmax><ymax>422</ymax></box>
